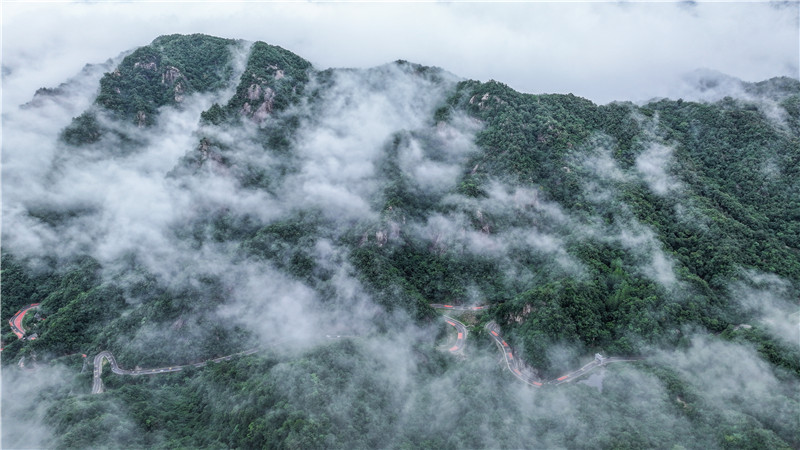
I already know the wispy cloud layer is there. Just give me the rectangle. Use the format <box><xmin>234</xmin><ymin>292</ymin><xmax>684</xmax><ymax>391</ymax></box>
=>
<box><xmin>3</xmin><ymin>2</ymin><xmax>797</xmax><ymax>108</ymax></box>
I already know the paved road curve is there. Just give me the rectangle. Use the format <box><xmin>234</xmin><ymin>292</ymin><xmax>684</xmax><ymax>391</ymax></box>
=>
<box><xmin>92</xmin><ymin>348</ymin><xmax>260</xmax><ymax>394</ymax></box>
<box><xmin>8</xmin><ymin>303</ymin><xmax>40</xmax><ymax>340</ymax></box>
<box><xmin>486</xmin><ymin>321</ymin><xmax>545</xmax><ymax>387</ymax></box>
<box><xmin>443</xmin><ymin>315</ymin><xmax>468</xmax><ymax>353</ymax></box>
<box><xmin>486</xmin><ymin>321</ymin><xmax>643</xmax><ymax>386</ymax></box>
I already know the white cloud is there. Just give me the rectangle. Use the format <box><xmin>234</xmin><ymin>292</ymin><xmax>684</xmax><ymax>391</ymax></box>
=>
<box><xmin>2</xmin><ymin>1</ymin><xmax>797</xmax><ymax>109</ymax></box>
<box><xmin>283</xmin><ymin>64</ymin><xmax>459</xmax><ymax>224</ymax></box>
<box><xmin>656</xmin><ymin>334</ymin><xmax>799</xmax><ymax>424</ymax></box>
<box><xmin>734</xmin><ymin>270</ymin><xmax>800</xmax><ymax>348</ymax></box>
<box><xmin>636</xmin><ymin>143</ymin><xmax>683</xmax><ymax>196</ymax></box>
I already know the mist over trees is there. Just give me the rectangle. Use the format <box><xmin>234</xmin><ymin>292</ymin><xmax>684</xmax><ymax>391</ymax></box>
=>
<box><xmin>2</xmin><ymin>34</ymin><xmax>798</xmax><ymax>449</ymax></box>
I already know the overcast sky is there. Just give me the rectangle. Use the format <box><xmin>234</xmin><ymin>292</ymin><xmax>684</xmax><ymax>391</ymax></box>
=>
<box><xmin>2</xmin><ymin>1</ymin><xmax>798</xmax><ymax>107</ymax></box>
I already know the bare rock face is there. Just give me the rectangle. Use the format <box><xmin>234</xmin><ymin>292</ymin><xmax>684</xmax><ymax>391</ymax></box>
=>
<box><xmin>159</xmin><ymin>66</ymin><xmax>186</xmax><ymax>103</ymax></box>
<box><xmin>468</xmin><ymin>92</ymin><xmax>504</xmax><ymax>110</ymax></box>
<box><xmin>197</xmin><ymin>138</ymin><xmax>223</xmax><ymax>164</ymax></box>
<box><xmin>198</xmin><ymin>138</ymin><xmax>211</xmax><ymax>161</ymax></box>
<box><xmin>136</xmin><ymin>111</ymin><xmax>147</xmax><ymax>128</ymax></box>
<box><xmin>242</xmin><ymin>84</ymin><xmax>276</xmax><ymax>123</ymax></box>
<box><xmin>237</xmin><ymin>65</ymin><xmax>290</xmax><ymax>122</ymax></box>
<box><xmin>252</xmin><ymin>87</ymin><xmax>275</xmax><ymax>122</ymax></box>
<box><xmin>468</xmin><ymin>93</ymin><xmax>486</xmax><ymax>105</ymax></box>
<box><xmin>263</xmin><ymin>86</ymin><xmax>276</xmax><ymax>103</ymax></box>
<box><xmin>430</xmin><ymin>232</ymin><xmax>446</xmax><ymax>254</ymax></box>
<box><xmin>162</xmin><ymin>66</ymin><xmax>182</xmax><ymax>85</ymax></box>
<box><xmin>173</xmin><ymin>82</ymin><xmax>185</xmax><ymax>103</ymax></box>
<box><xmin>389</xmin><ymin>221</ymin><xmax>401</xmax><ymax>240</ymax></box>
<box><xmin>247</xmin><ymin>83</ymin><xmax>263</xmax><ymax>101</ymax></box>
<box><xmin>195</xmin><ymin>138</ymin><xmax>228</xmax><ymax>175</ymax></box>
<box><xmin>266</xmin><ymin>64</ymin><xmax>284</xmax><ymax>80</ymax></box>
<box><xmin>475</xmin><ymin>209</ymin><xmax>491</xmax><ymax>234</ymax></box>
<box><xmin>252</xmin><ymin>101</ymin><xmax>271</xmax><ymax>122</ymax></box>
<box><xmin>134</xmin><ymin>61</ymin><xmax>158</xmax><ymax>71</ymax></box>
<box><xmin>508</xmin><ymin>303</ymin><xmax>533</xmax><ymax>324</ymax></box>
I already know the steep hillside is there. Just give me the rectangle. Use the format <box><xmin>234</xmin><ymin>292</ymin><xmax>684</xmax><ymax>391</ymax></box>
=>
<box><xmin>3</xmin><ymin>34</ymin><xmax>798</xmax><ymax>449</ymax></box>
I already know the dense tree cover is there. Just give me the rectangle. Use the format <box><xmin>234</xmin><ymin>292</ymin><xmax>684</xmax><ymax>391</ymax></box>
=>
<box><xmin>4</xmin><ymin>35</ymin><xmax>799</xmax><ymax>449</ymax></box>
<box><xmin>95</xmin><ymin>34</ymin><xmax>237</xmax><ymax>125</ymax></box>
<box><xmin>223</xmin><ymin>41</ymin><xmax>313</xmax><ymax>117</ymax></box>
<box><xmin>438</xmin><ymin>79</ymin><xmax>799</xmax><ymax>340</ymax></box>
<box><xmin>61</xmin><ymin>111</ymin><xmax>103</xmax><ymax>145</ymax></box>
<box><xmin>241</xmin><ymin>214</ymin><xmax>323</xmax><ymax>282</ymax></box>
<box><xmin>1</xmin><ymin>253</ymin><xmax>251</xmax><ymax>370</ymax></box>
<box><xmin>644</xmin><ymin>97</ymin><xmax>800</xmax><ymax>279</ymax></box>
<box><xmin>199</xmin><ymin>40</ymin><xmax>313</xmax><ymax>136</ymax></box>
<box><xmin>11</xmin><ymin>339</ymin><xmax>796</xmax><ymax>449</ymax></box>
<box><xmin>59</xmin><ymin>34</ymin><xmax>238</xmax><ymax>144</ymax></box>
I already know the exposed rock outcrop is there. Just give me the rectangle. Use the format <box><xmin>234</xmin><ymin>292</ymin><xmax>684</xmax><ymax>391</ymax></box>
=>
<box><xmin>241</xmin><ymin>83</ymin><xmax>276</xmax><ymax>123</ymax></box>
<box><xmin>162</xmin><ymin>66</ymin><xmax>182</xmax><ymax>84</ymax></box>
<box><xmin>134</xmin><ymin>61</ymin><xmax>157</xmax><ymax>71</ymax></box>
<box><xmin>161</xmin><ymin>66</ymin><xmax>186</xmax><ymax>102</ymax></box>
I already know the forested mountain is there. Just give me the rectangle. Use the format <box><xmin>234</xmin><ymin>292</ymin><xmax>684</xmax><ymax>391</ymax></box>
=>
<box><xmin>3</xmin><ymin>34</ymin><xmax>798</xmax><ymax>449</ymax></box>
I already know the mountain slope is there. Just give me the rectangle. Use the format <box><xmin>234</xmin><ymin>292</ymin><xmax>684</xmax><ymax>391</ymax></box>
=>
<box><xmin>2</xmin><ymin>34</ymin><xmax>798</xmax><ymax>449</ymax></box>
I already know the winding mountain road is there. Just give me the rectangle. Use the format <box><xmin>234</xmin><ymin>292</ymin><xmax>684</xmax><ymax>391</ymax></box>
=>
<box><xmin>486</xmin><ymin>321</ymin><xmax>544</xmax><ymax>387</ymax></box>
<box><xmin>92</xmin><ymin>348</ymin><xmax>261</xmax><ymax>394</ymax></box>
<box><xmin>8</xmin><ymin>303</ymin><xmax>40</xmax><ymax>339</ymax></box>
<box><xmin>90</xmin><ymin>317</ymin><xmax>462</xmax><ymax>394</ymax></box>
<box><xmin>432</xmin><ymin>304</ymin><xmax>642</xmax><ymax>387</ymax></box>
<box><xmin>487</xmin><ymin>321</ymin><xmax>644</xmax><ymax>386</ymax></box>
<box><xmin>12</xmin><ymin>301</ymin><xmax>640</xmax><ymax>393</ymax></box>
